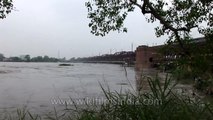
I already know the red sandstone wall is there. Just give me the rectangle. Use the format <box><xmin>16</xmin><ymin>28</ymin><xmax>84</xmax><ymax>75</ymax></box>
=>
<box><xmin>135</xmin><ymin>45</ymin><xmax>160</xmax><ymax>70</ymax></box>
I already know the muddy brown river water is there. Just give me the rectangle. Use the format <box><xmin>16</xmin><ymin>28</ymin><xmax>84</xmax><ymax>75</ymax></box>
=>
<box><xmin>0</xmin><ymin>62</ymin><xmax>136</xmax><ymax>116</ymax></box>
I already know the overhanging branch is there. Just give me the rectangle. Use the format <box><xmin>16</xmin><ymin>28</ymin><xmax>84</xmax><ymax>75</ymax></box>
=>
<box><xmin>139</xmin><ymin>0</ymin><xmax>193</xmax><ymax>56</ymax></box>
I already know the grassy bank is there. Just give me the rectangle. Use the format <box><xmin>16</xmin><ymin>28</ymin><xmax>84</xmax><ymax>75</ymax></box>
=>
<box><xmin>2</xmin><ymin>76</ymin><xmax>213</xmax><ymax>120</ymax></box>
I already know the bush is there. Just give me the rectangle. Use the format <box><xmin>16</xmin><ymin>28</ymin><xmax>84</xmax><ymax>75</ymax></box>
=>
<box><xmin>72</xmin><ymin>75</ymin><xmax>213</xmax><ymax>120</ymax></box>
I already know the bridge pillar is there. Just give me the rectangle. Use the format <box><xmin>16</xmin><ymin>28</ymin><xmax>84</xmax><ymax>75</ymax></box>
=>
<box><xmin>135</xmin><ymin>45</ymin><xmax>158</xmax><ymax>71</ymax></box>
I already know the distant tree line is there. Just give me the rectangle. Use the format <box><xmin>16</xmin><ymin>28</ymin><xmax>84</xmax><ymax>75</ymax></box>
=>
<box><xmin>0</xmin><ymin>51</ymin><xmax>135</xmax><ymax>63</ymax></box>
<box><xmin>0</xmin><ymin>53</ymin><xmax>5</xmax><ymax>61</ymax></box>
<box><xmin>30</xmin><ymin>55</ymin><xmax>59</xmax><ymax>62</ymax></box>
<box><xmin>0</xmin><ymin>53</ymin><xmax>60</xmax><ymax>62</ymax></box>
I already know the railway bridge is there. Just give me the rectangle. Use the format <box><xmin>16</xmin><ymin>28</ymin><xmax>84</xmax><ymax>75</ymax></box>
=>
<box><xmin>135</xmin><ymin>37</ymin><xmax>207</xmax><ymax>71</ymax></box>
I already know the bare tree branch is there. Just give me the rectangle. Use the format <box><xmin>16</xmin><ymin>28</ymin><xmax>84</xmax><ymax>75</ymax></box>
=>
<box><xmin>129</xmin><ymin>0</ymin><xmax>143</xmax><ymax>10</ymax></box>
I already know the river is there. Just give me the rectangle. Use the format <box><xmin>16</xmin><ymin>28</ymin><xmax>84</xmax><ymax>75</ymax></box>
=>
<box><xmin>0</xmin><ymin>62</ymin><xmax>136</xmax><ymax>116</ymax></box>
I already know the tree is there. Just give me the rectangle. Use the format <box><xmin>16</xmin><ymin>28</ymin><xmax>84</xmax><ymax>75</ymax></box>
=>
<box><xmin>24</xmin><ymin>55</ymin><xmax>31</xmax><ymax>62</ymax></box>
<box><xmin>0</xmin><ymin>0</ymin><xmax>13</xmax><ymax>19</ymax></box>
<box><xmin>85</xmin><ymin>0</ymin><xmax>213</xmax><ymax>55</ymax></box>
<box><xmin>10</xmin><ymin>57</ymin><xmax>21</xmax><ymax>62</ymax></box>
<box><xmin>43</xmin><ymin>55</ymin><xmax>50</xmax><ymax>62</ymax></box>
<box><xmin>31</xmin><ymin>56</ymin><xmax>43</xmax><ymax>62</ymax></box>
<box><xmin>86</xmin><ymin>0</ymin><xmax>213</xmax><ymax>92</ymax></box>
<box><xmin>0</xmin><ymin>53</ymin><xmax>5</xmax><ymax>61</ymax></box>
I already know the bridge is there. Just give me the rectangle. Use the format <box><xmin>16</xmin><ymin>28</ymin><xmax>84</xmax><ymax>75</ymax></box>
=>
<box><xmin>135</xmin><ymin>37</ymin><xmax>207</xmax><ymax>70</ymax></box>
<box><xmin>71</xmin><ymin>51</ymin><xmax>136</xmax><ymax>65</ymax></box>
<box><xmin>71</xmin><ymin>37</ymin><xmax>207</xmax><ymax>68</ymax></box>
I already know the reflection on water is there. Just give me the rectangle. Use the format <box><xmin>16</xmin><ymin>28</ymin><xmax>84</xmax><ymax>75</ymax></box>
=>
<box><xmin>135</xmin><ymin>68</ymin><xmax>159</xmax><ymax>92</ymax></box>
<box><xmin>135</xmin><ymin>68</ymin><xmax>196</xmax><ymax>98</ymax></box>
<box><xmin>0</xmin><ymin>62</ymin><xmax>136</xmax><ymax>114</ymax></box>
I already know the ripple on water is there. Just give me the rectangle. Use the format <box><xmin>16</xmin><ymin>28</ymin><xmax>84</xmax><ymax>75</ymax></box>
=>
<box><xmin>0</xmin><ymin>62</ymin><xmax>136</xmax><ymax>116</ymax></box>
<box><xmin>0</xmin><ymin>70</ymin><xmax>14</xmax><ymax>74</ymax></box>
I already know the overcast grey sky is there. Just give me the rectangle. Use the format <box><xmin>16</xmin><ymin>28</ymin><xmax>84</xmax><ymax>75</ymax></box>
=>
<box><xmin>0</xmin><ymin>0</ymin><xmax>197</xmax><ymax>59</ymax></box>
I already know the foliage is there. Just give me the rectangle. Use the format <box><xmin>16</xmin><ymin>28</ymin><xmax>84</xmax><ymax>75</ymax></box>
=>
<box><xmin>0</xmin><ymin>0</ymin><xmax>13</xmax><ymax>19</ymax></box>
<box><xmin>72</xmin><ymin>75</ymin><xmax>213</xmax><ymax>120</ymax></box>
<box><xmin>24</xmin><ymin>55</ymin><xmax>31</xmax><ymax>62</ymax></box>
<box><xmin>3</xmin><ymin>75</ymin><xmax>213</xmax><ymax>119</ymax></box>
<box><xmin>190</xmin><ymin>34</ymin><xmax>213</xmax><ymax>75</ymax></box>
<box><xmin>85</xmin><ymin>0</ymin><xmax>213</xmax><ymax>80</ymax></box>
<box><xmin>9</xmin><ymin>56</ymin><xmax>22</xmax><ymax>62</ymax></box>
<box><xmin>0</xmin><ymin>53</ymin><xmax>5</xmax><ymax>61</ymax></box>
<box><xmin>86</xmin><ymin>0</ymin><xmax>213</xmax><ymax>54</ymax></box>
<box><xmin>1</xmin><ymin>55</ymin><xmax>58</xmax><ymax>62</ymax></box>
<box><xmin>85</xmin><ymin>0</ymin><xmax>134</xmax><ymax>36</ymax></box>
<box><xmin>159</xmin><ymin>34</ymin><xmax>213</xmax><ymax>92</ymax></box>
<box><xmin>30</xmin><ymin>56</ymin><xmax>59</xmax><ymax>62</ymax></box>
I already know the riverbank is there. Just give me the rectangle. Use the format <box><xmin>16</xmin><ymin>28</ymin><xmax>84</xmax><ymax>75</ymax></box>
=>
<box><xmin>136</xmin><ymin>68</ymin><xmax>209</xmax><ymax>100</ymax></box>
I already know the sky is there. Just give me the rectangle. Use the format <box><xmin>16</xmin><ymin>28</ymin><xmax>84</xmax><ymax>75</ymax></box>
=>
<box><xmin>0</xmin><ymin>0</ymin><xmax>199</xmax><ymax>59</ymax></box>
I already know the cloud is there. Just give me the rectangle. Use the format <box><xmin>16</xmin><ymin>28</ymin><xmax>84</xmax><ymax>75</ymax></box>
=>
<box><xmin>0</xmin><ymin>0</ymin><xmax>168</xmax><ymax>58</ymax></box>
